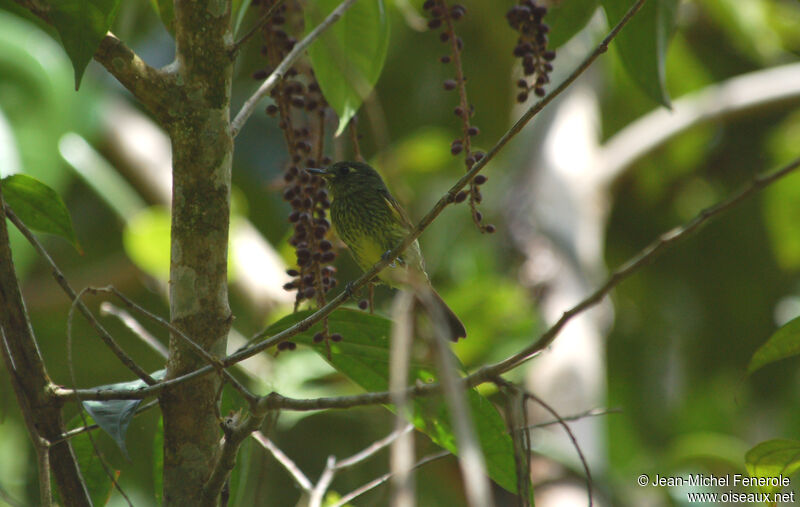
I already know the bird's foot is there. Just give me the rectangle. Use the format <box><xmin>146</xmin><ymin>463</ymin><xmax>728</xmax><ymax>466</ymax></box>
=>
<box><xmin>343</xmin><ymin>281</ymin><xmax>356</xmax><ymax>299</ymax></box>
<box><xmin>381</xmin><ymin>250</ymin><xmax>399</xmax><ymax>268</ymax></box>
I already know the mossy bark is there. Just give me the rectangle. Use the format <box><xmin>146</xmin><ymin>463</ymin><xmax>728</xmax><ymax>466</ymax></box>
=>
<box><xmin>159</xmin><ymin>0</ymin><xmax>235</xmax><ymax>504</ymax></box>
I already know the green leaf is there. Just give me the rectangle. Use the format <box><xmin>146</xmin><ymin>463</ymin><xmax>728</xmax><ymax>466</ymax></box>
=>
<box><xmin>2</xmin><ymin>174</ymin><xmax>81</xmax><ymax>251</ymax></box>
<box><xmin>748</xmin><ymin>316</ymin><xmax>800</xmax><ymax>375</ymax></box>
<box><xmin>81</xmin><ymin>370</ymin><xmax>166</xmax><ymax>458</ymax></box>
<box><xmin>305</xmin><ymin>0</ymin><xmax>389</xmax><ymax>136</ymax></box>
<box><xmin>745</xmin><ymin>439</ymin><xmax>800</xmax><ymax>495</ymax></box>
<box><xmin>48</xmin><ymin>0</ymin><xmax>122</xmax><ymax>89</ymax></box>
<box><xmin>265</xmin><ymin>309</ymin><xmax>524</xmax><ymax>497</ymax></box>
<box><xmin>601</xmin><ymin>0</ymin><xmax>678</xmax><ymax>107</ymax></box>
<box><xmin>546</xmin><ymin>0</ymin><xmax>600</xmax><ymax>49</ymax></box>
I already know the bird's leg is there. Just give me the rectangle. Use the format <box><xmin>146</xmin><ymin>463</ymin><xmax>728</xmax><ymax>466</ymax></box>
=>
<box><xmin>381</xmin><ymin>250</ymin><xmax>401</xmax><ymax>268</ymax></box>
<box><xmin>368</xmin><ymin>281</ymin><xmax>375</xmax><ymax>314</ymax></box>
<box><xmin>343</xmin><ymin>281</ymin><xmax>357</xmax><ymax>300</ymax></box>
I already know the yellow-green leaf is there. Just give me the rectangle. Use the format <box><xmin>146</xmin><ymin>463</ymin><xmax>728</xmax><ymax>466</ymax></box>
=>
<box><xmin>748</xmin><ymin>316</ymin><xmax>800</xmax><ymax>375</ymax></box>
<box><xmin>745</xmin><ymin>439</ymin><xmax>800</xmax><ymax>495</ymax></box>
<box><xmin>2</xmin><ymin>174</ymin><xmax>81</xmax><ymax>251</ymax></box>
<box><xmin>49</xmin><ymin>0</ymin><xmax>122</xmax><ymax>88</ymax></box>
<box><xmin>602</xmin><ymin>0</ymin><xmax>678</xmax><ymax>107</ymax></box>
<box><xmin>306</xmin><ymin>0</ymin><xmax>389</xmax><ymax>136</ymax></box>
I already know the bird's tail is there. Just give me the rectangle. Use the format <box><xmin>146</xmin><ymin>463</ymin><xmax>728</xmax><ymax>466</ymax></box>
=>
<box><xmin>421</xmin><ymin>286</ymin><xmax>467</xmax><ymax>342</ymax></box>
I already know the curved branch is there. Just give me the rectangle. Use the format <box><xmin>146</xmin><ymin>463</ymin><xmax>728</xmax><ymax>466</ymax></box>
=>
<box><xmin>596</xmin><ymin>62</ymin><xmax>800</xmax><ymax>185</ymax></box>
<box><xmin>55</xmin><ymin>0</ymin><xmax>652</xmax><ymax>405</ymax></box>
<box><xmin>95</xmin><ymin>34</ymin><xmax>174</xmax><ymax>118</ymax></box>
<box><xmin>231</xmin><ymin>0</ymin><xmax>360</xmax><ymax>136</ymax></box>
<box><xmin>51</xmin><ymin>136</ymin><xmax>798</xmax><ymax>411</ymax></box>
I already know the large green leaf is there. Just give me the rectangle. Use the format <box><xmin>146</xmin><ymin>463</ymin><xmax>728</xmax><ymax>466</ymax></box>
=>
<box><xmin>48</xmin><ymin>0</ymin><xmax>122</xmax><ymax>88</ymax></box>
<box><xmin>305</xmin><ymin>0</ymin><xmax>389</xmax><ymax>136</ymax></box>
<box><xmin>547</xmin><ymin>0</ymin><xmax>600</xmax><ymax>49</ymax></box>
<box><xmin>745</xmin><ymin>439</ymin><xmax>800</xmax><ymax>495</ymax></box>
<box><xmin>264</xmin><ymin>309</ymin><xmax>524</xmax><ymax>497</ymax></box>
<box><xmin>81</xmin><ymin>370</ymin><xmax>166</xmax><ymax>458</ymax></box>
<box><xmin>748</xmin><ymin>316</ymin><xmax>800</xmax><ymax>375</ymax></box>
<box><xmin>2</xmin><ymin>173</ymin><xmax>80</xmax><ymax>251</ymax></box>
<box><xmin>601</xmin><ymin>0</ymin><xmax>678</xmax><ymax>106</ymax></box>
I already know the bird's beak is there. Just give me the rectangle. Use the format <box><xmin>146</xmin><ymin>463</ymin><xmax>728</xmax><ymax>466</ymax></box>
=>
<box><xmin>307</xmin><ymin>168</ymin><xmax>328</xmax><ymax>177</ymax></box>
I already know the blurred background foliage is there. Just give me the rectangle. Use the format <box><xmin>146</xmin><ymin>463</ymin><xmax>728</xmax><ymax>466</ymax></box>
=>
<box><xmin>1</xmin><ymin>0</ymin><xmax>800</xmax><ymax>505</ymax></box>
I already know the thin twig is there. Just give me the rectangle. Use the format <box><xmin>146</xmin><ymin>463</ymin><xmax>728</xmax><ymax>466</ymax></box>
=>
<box><xmin>526</xmin><ymin>408</ymin><xmax>622</xmax><ymax>430</ymax></box>
<box><xmin>202</xmin><ymin>410</ymin><xmax>269</xmax><ymax>503</ymax></box>
<box><xmin>481</xmin><ymin>154</ymin><xmax>800</xmax><ymax>377</ymax></box>
<box><xmin>89</xmin><ymin>285</ymin><xmax>257</xmax><ymax>403</ymax></box>
<box><xmin>308</xmin><ymin>424</ymin><xmax>418</xmax><ymax>507</ymax></box>
<box><xmin>513</xmin><ymin>383</ymin><xmax>593</xmax><ymax>507</ymax></box>
<box><xmin>53</xmin><ymin>400</ymin><xmax>160</xmax><ymax>444</ymax></box>
<box><xmin>504</xmin><ymin>387</ymin><xmax>530</xmax><ymax>507</ymax></box>
<box><xmin>349</xmin><ymin>118</ymin><xmax>363</xmax><ymax>161</ymax></box>
<box><xmin>309</xmin><ymin>455</ymin><xmax>337</xmax><ymax>507</ymax></box>
<box><xmin>252</xmin><ymin>431</ymin><xmax>313</xmax><ymax>492</ymax></box>
<box><xmin>230</xmin><ymin>0</ymin><xmax>287</xmax><ymax>56</ymax></box>
<box><xmin>5</xmin><ymin>207</ymin><xmax>157</xmax><ymax>385</ymax></box>
<box><xmin>0</xmin><ymin>483</ymin><xmax>24</xmax><ymax>507</ymax></box>
<box><xmin>67</xmin><ymin>288</ymin><xmax>135</xmax><ymax>507</ymax></box>
<box><xmin>56</xmin><ymin>0</ymin><xmax>689</xmax><ymax>407</ymax></box>
<box><xmin>389</xmin><ymin>292</ymin><xmax>416</xmax><ymax>507</ymax></box>
<box><xmin>335</xmin><ymin>424</ymin><xmax>415</xmax><ymax>471</ymax></box>
<box><xmin>35</xmin><ymin>437</ymin><xmax>52</xmax><ymax>507</ymax></box>
<box><xmin>439</xmin><ymin>0</ymin><xmax>484</xmax><ymax>230</ymax></box>
<box><xmin>100</xmin><ymin>302</ymin><xmax>168</xmax><ymax>358</ymax></box>
<box><xmin>231</xmin><ymin>0</ymin><xmax>360</xmax><ymax>136</ymax></box>
<box><xmin>418</xmin><ymin>286</ymin><xmax>494</xmax><ymax>507</ymax></box>
<box><xmin>225</xmin><ymin>0</ymin><xmax>651</xmax><ymax>368</ymax></box>
<box><xmin>331</xmin><ymin>451</ymin><xmax>451</xmax><ymax>507</ymax></box>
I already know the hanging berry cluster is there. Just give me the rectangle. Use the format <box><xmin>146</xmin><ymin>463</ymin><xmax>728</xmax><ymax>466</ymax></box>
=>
<box><xmin>506</xmin><ymin>0</ymin><xmax>555</xmax><ymax>103</ymax></box>
<box><xmin>423</xmin><ymin>0</ymin><xmax>495</xmax><ymax>234</ymax></box>
<box><xmin>253</xmin><ymin>0</ymin><xmax>338</xmax><ymax>318</ymax></box>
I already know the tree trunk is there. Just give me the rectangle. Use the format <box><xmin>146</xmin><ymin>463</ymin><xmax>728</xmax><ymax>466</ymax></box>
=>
<box><xmin>160</xmin><ymin>0</ymin><xmax>234</xmax><ymax>504</ymax></box>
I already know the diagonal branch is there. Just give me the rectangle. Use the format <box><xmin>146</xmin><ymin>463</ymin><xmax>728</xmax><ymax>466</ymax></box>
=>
<box><xmin>480</xmin><ymin>154</ymin><xmax>800</xmax><ymax>377</ymax></box>
<box><xmin>331</xmin><ymin>451</ymin><xmax>451</xmax><ymax>507</ymax></box>
<box><xmin>95</xmin><ymin>34</ymin><xmax>175</xmax><ymax>118</ymax></box>
<box><xmin>230</xmin><ymin>0</ymin><xmax>287</xmax><ymax>55</ymax></box>
<box><xmin>88</xmin><ymin>286</ymin><xmax>257</xmax><ymax>403</ymax></box>
<box><xmin>58</xmin><ymin>152</ymin><xmax>800</xmax><ymax>408</ymax></box>
<box><xmin>224</xmin><ymin>0</ymin><xmax>651</xmax><ymax>366</ymax></box>
<box><xmin>0</xmin><ymin>185</ymin><xmax>91</xmax><ymax>506</ymax></box>
<box><xmin>418</xmin><ymin>286</ymin><xmax>494</xmax><ymax>507</ymax></box>
<box><xmin>59</xmin><ymin>0</ymin><xmax>655</xmax><ymax>405</ymax></box>
<box><xmin>5</xmin><ymin>207</ymin><xmax>157</xmax><ymax>385</ymax></box>
<box><xmin>252</xmin><ymin>431</ymin><xmax>314</xmax><ymax>492</ymax></box>
<box><xmin>231</xmin><ymin>0</ymin><xmax>360</xmax><ymax>136</ymax></box>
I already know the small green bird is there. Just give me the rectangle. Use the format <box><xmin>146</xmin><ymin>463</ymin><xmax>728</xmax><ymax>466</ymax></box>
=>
<box><xmin>309</xmin><ymin>161</ymin><xmax>466</xmax><ymax>341</ymax></box>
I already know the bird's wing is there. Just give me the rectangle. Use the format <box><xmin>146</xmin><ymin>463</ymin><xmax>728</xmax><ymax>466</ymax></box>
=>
<box><xmin>377</xmin><ymin>188</ymin><xmax>426</xmax><ymax>273</ymax></box>
<box><xmin>378</xmin><ymin>188</ymin><xmax>414</xmax><ymax>230</ymax></box>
